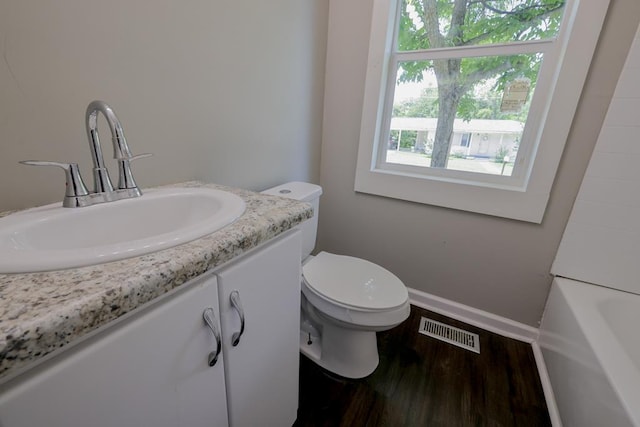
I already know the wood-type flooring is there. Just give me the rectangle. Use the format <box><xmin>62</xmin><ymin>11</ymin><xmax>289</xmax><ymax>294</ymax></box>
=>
<box><xmin>294</xmin><ymin>305</ymin><xmax>550</xmax><ymax>427</ymax></box>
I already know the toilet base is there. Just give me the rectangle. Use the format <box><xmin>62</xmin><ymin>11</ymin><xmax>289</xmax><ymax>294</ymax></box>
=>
<box><xmin>299</xmin><ymin>322</ymin><xmax>379</xmax><ymax>379</ymax></box>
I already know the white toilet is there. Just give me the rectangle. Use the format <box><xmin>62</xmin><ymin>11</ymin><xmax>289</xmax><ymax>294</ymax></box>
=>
<box><xmin>262</xmin><ymin>182</ymin><xmax>410</xmax><ymax>379</ymax></box>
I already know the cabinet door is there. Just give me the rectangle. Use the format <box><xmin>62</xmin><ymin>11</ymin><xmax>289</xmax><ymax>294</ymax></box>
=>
<box><xmin>0</xmin><ymin>274</ymin><xmax>228</xmax><ymax>427</ymax></box>
<box><xmin>216</xmin><ymin>230</ymin><xmax>301</xmax><ymax>427</ymax></box>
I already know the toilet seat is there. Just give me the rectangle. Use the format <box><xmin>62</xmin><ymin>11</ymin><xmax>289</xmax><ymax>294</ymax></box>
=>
<box><xmin>302</xmin><ymin>252</ymin><xmax>408</xmax><ymax>311</ymax></box>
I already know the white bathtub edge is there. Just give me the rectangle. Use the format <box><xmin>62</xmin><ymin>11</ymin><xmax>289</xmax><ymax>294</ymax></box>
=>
<box><xmin>531</xmin><ymin>341</ymin><xmax>563</xmax><ymax>427</ymax></box>
<box><xmin>547</xmin><ymin>277</ymin><xmax>640</xmax><ymax>426</ymax></box>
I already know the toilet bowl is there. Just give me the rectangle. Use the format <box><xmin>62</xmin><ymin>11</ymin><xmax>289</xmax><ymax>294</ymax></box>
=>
<box><xmin>301</xmin><ymin>252</ymin><xmax>410</xmax><ymax>378</ymax></box>
<box><xmin>261</xmin><ymin>182</ymin><xmax>410</xmax><ymax>378</ymax></box>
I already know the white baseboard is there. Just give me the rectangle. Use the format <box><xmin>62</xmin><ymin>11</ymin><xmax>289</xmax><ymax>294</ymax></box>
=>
<box><xmin>408</xmin><ymin>287</ymin><xmax>539</xmax><ymax>342</ymax></box>
<box><xmin>407</xmin><ymin>287</ymin><xmax>562</xmax><ymax>426</ymax></box>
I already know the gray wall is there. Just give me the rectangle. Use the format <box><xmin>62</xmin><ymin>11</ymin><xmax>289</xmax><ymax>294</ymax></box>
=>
<box><xmin>4</xmin><ymin>0</ymin><xmax>639</xmax><ymax>327</ymax></box>
<box><xmin>0</xmin><ymin>0</ymin><xmax>328</xmax><ymax>211</ymax></box>
<box><xmin>317</xmin><ymin>0</ymin><xmax>640</xmax><ymax>326</ymax></box>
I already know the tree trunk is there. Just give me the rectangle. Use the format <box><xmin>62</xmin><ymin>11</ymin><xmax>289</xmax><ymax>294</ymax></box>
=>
<box><xmin>431</xmin><ymin>60</ymin><xmax>462</xmax><ymax>168</ymax></box>
<box><xmin>420</xmin><ymin>0</ymin><xmax>467</xmax><ymax>169</ymax></box>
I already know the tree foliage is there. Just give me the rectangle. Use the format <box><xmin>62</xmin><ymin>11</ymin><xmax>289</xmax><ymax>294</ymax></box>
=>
<box><xmin>395</xmin><ymin>0</ymin><xmax>564</xmax><ymax>167</ymax></box>
<box><xmin>394</xmin><ymin>84</ymin><xmax>530</xmax><ymax>122</ymax></box>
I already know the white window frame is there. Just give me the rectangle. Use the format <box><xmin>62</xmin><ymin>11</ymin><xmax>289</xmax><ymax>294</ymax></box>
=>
<box><xmin>355</xmin><ymin>0</ymin><xmax>610</xmax><ymax>223</ymax></box>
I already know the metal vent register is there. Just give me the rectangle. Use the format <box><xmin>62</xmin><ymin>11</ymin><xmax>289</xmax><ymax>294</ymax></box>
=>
<box><xmin>419</xmin><ymin>317</ymin><xmax>480</xmax><ymax>354</ymax></box>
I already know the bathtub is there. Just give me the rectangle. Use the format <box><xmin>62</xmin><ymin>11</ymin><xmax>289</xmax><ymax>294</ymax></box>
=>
<box><xmin>539</xmin><ymin>277</ymin><xmax>640</xmax><ymax>426</ymax></box>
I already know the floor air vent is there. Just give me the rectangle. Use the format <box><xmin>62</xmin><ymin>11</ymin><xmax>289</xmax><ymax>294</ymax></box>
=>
<box><xmin>419</xmin><ymin>317</ymin><xmax>480</xmax><ymax>354</ymax></box>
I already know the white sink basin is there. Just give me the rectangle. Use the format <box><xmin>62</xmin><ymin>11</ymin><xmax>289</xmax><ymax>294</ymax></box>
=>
<box><xmin>0</xmin><ymin>187</ymin><xmax>246</xmax><ymax>273</ymax></box>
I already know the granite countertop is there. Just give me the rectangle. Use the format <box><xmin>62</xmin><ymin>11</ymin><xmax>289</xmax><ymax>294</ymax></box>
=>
<box><xmin>0</xmin><ymin>182</ymin><xmax>312</xmax><ymax>383</ymax></box>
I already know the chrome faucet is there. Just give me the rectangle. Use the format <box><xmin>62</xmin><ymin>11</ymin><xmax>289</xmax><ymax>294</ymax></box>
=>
<box><xmin>85</xmin><ymin>100</ymin><xmax>151</xmax><ymax>197</ymax></box>
<box><xmin>21</xmin><ymin>101</ymin><xmax>151</xmax><ymax>207</ymax></box>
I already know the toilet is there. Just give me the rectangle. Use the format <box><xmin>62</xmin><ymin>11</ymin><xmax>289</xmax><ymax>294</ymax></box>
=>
<box><xmin>262</xmin><ymin>182</ymin><xmax>410</xmax><ymax>379</ymax></box>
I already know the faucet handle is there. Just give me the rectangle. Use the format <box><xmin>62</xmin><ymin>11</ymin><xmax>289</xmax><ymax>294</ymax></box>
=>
<box><xmin>115</xmin><ymin>152</ymin><xmax>152</xmax><ymax>191</ymax></box>
<box><xmin>20</xmin><ymin>161</ymin><xmax>90</xmax><ymax>207</ymax></box>
<box><xmin>115</xmin><ymin>152</ymin><xmax>153</xmax><ymax>162</ymax></box>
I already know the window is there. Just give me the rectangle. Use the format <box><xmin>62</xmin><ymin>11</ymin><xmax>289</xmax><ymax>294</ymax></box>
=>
<box><xmin>355</xmin><ymin>0</ymin><xmax>609</xmax><ymax>222</ymax></box>
<box><xmin>460</xmin><ymin>134</ymin><xmax>471</xmax><ymax>148</ymax></box>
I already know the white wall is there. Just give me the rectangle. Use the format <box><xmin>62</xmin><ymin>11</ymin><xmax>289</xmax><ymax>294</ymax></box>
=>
<box><xmin>0</xmin><ymin>0</ymin><xmax>328</xmax><ymax>211</ymax></box>
<box><xmin>553</xmin><ymin>23</ymin><xmax>640</xmax><ymax>295</ymax></box>
<box><xmin>317</xmin><ymin>0</ymin><xmax>640</xmax><ymax>326</ymax></box>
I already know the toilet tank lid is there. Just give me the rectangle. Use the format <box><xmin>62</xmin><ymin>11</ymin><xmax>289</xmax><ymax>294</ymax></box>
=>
<box><xmin>261</xmin><ymin>181</ymin><xmax>322</xmax><ymax>202</ymax></box>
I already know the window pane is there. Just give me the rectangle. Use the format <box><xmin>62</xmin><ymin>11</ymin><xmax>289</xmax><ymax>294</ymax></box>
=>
<box><xmin>398</xmin><ymin>0</ymin><xmax>565</xmax><ymax>51</ymax></box>
<box><xmin>386</xmin><ymin>54</ymin><xmax>541</xmax><ymax>177</ymax></box>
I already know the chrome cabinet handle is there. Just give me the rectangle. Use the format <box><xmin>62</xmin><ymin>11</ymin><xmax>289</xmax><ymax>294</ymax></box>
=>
<box><xmin>230</xmin><ymin>290</ymin><xmax>245</xmax><ymax>346</ymax></box>
<box><xmin>203</xmin><ymin>307</ymin><xmax>222</xmax><ymax>367</ymax></box>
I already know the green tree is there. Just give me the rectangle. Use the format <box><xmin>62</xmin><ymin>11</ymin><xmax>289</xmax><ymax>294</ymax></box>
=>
<box><xmin>394</xmin><ymin>87</ymin><xmax>439</xmax><ymax>118</ymax></box>
<box><xmin>398</xmin><ymin>0</ymin><xmax>564</xmax><ymax>168</ymax></box>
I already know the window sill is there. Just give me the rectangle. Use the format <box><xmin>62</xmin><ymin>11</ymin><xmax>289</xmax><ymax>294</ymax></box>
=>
<box><xmin>355</xmin><ymin>166</ymin><xmax>549</xmax><ymax>222</ymax></box>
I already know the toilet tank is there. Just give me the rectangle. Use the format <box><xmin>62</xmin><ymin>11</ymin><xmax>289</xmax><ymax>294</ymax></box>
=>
<box><xmin>261</xmin><ymin>182</ymin><xmax>322</xmax><ymax>259</ymax></box>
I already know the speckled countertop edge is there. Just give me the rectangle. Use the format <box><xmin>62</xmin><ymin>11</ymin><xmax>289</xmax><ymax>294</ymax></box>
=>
<box><xmin>0</xmin><ymin>181</ymin><xmax>312</xmax><ymax>382</ymax></box>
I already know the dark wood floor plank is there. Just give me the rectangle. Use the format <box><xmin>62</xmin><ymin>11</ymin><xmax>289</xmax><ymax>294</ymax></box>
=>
<box><xmin>294</xmin><ymin>305</ymin><xmax>550</xmax><ymax>427</ymax></box>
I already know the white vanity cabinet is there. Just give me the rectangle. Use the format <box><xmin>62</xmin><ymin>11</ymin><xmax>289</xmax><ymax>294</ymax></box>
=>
<box><xmin>216</xmin><ymin>229</ymin><xmax>301</xmax><ymax>427</ymax></box>
<box><xmin>0</xmin><ymin>230</ymin><xmax>301</xmax><ymax>427</ymax></box>
<box><xmin>0</xmin><ymin>272</ymin><xmax>229</xmax><ymax>427</ymax></box>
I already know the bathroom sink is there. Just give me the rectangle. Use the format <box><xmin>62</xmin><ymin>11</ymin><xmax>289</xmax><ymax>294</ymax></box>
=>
<box><xmin>0</xmin><ymin>187</ymin><xmax>246</xmax><ymax>273</ymax></box>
